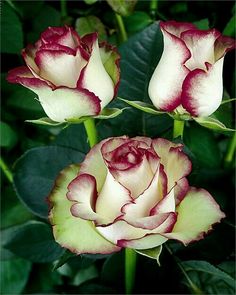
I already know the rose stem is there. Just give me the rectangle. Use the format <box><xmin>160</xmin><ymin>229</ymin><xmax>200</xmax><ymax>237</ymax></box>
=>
<box><xmin>173</xmin><ymin>120</ymin><xmax>185</xmax><ymax>139</ymax></box>
<box><xmin>83</xmin><ymin>118</ymin><xmax>98</xmax><ymax>148</ymax></box>
<box><xmin>0</xmin><ymin>157</ymin><xmax>13</xmax><ymax>183</ymax></box>
<box><xmin>60</xmin><ymin>0</ymin><xmax>68</xmax><ymax>18</ymax></box>
<box><xmin>125</xmin><ymin>248</ymin><xmax>137</xmax><ymax>294</ymax></box>
<box><xmin>150</xmin><ymin>0</ymin><xmax>158</xmax><ymax>18</ymax></box>
<box><xmin>165</xmin><ymin>244</ymin><xmax>203</xmax><ymax>294</ymax></box>
<box><xmin>224</xmin><ymin>132</ymin><xmax>236</xmax><ymax>167</ymax></box>
<box><xmin>115</xmin><ymin>13</ymin><xmax>128</xmax><ymax>43</ymax></box>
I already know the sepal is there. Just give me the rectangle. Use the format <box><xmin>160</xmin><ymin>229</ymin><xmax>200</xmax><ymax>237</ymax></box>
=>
<box><xmin>135</xmin><ymin>245</ymin><xmax>162</xmax><ymax>266</ymax></box>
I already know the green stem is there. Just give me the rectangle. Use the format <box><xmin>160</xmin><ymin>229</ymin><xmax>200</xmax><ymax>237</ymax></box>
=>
<box><xmin>165</xmin><ymin>245</ymin><xmax>203</xmax><ymax>295</ymax></box>
<box><xmin>83</xmin><ymin>118</ymin><xmax>98</xmax><ymax>148</ymax></box>
<box><xmin>0</xmin><ymin>157</ymin><xmax>13</xmax><ymax>183</ymax></box>
<box><xmin>115</xmin><ymin>13</ymin><xmax>128</xmax><ymax>43</ymax></box>
<box><xmin>125</xmin><ymin>248</ymin><xmax>137</xmax><ymax>294</ymax></box>
<box><xmin>60</xmin><ymin>0</ymin><xmax>67</xmax><ymax>18</ymax></box>
<box><xmin>150</xmin><ymin>0</ymin><xmax>158</xmax><ymax>18</ymax></box>
<box><xmin>224</xmin><ymin>132</ymin><xmax>236</xmax><ymax>167</ymax></box>
<box><xmin>173</xmin><ymin>120</ymin><xmax>185</xmax><ymax>139</ymax></box>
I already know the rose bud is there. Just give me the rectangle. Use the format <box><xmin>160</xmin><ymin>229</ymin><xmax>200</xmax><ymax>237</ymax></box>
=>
<box><xmin>148</xmin><ymin>21</ymin><xmax>235</xmax><ymax>117</ymax></box>
<box><xmin>7</xmin><ymin>26</ymin><xmax>120</xmax><ymax>123</ymax></box>
<box><xmin>49</xmin><ymin>136</ymin><xmax>225</xmax><ymax>254</ymax></box>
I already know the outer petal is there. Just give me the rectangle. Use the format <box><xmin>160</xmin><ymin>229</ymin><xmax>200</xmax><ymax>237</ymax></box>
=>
<box><xmin>99</xmin><ymin>42</ymin><xmax>120</xmax><ymax>97</ymax></box>
<box><xmin>181</xmin><ymin>29</ymin><xmax>221</xmax><ymax>71</ymax></box>
<box><xmin>152</xmin><ymin>138</ymin><xmax>192</xmax><ymax>193</ymax></box>
<box><xmin>78</xmin><ymin>34</ymin><xmax>114</xmax><ymax>108</ymax></box>
<box><xmin>95</xmin><ymin>168</ymin><xmax>132</xmax><ymax>223</ymax></box>
<box><xmin>118</xmin><ymin>234</ymin><xmax>168</xmax><ymax>250</ymax></box>
<box><xmin>182</xmin><ymin>58</ymin><xmax>224</xmax><ymax>117</ymax></box>
<box><xmin>35</xmin><ymin>48</ymin><xmax>87</xmax><ymax>88</ymax></box>
<box><xmin>48</xmin><ymin>164</ymin><xmax>121</xmax><ymax>254</ymax></box>
<box><xmin>163</xmin><ymin>187</ymin><xmax>225</xmax><ymax>245</ymax></box>
<box><xmin>148</xmin><ymin>22</ymin><xmax>190</xmax><ymax>112</ymax></box>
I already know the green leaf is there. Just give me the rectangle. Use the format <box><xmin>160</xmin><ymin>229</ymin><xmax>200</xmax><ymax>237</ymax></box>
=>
<box><xmin>1</xmin><ymin>2</ymin><xmax>23</xmax><ymax>54</ymax></box>
<box><xmin>135</xmin><ymin>245</ymin><xmax>162</xmax><ymax>266</ymax></box>
<box><xmin>75</xmin><ymin>16</ymin><xmax>107</xmax><ymax>41</ymax></box>
<box><xmin>124</xmin><ymin>11</ymin><xmax>153</xmax><ymax>33</ymax></box>
<box><xmin>0</xmin><ymin>121</ymin><xmax>18</xmax><ymax>149</ymax></box>
<box><xmin>119</xmin><ymin>98</ymin><xmax>165</xmax><ymax>115</ymax></box>
<box><xmin>26</xmin><ymin>117</ymin><xmax>64</xmax><ymax>126</ymax></box>
<box><xmin>13</xmin><ymin>146</ymin><xmax>85</xmax><ymax>218</ymax></box>
<box><xmin>223</xmin><ymin>14</ymin><xmax>236</xmax><ymax>37</ymax></box>
<box><xmin>194</xmin><ymin>116</ymin><xmax>235</xmax><ymax>132</ymax></box>
<box><xmin>106</xmin><ymin>0</ymin><xmax>137</xmax><ymax>16</ymax></box>
<box><xmin>0</xmin><ymin>258</ymin><xmax>31</xmax><ymax>294</ymax></box>
<box><xmin>3</xmin><ymin>221</ymin><xmax>64</xmax><ymax>263</ymax></box>
<box><xmin>95</xmin><ymin>108</ymin><xmax>126</xmax><ymax>119</ymax></box>
<box><xmin>181</xmin><ymin>260</ymin><xmax>235</xmax><ymax>294</ymax></box>
<box><xmin>185</xmin><ymin>124</ymin><xmax>222</xmax><ymax>168</ymax></box>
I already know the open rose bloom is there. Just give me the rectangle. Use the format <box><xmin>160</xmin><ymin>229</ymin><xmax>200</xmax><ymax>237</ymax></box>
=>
<box><xmin>49</xmin><ymin>136</ymin><xmax>225</xmax><ymax>254</ymax></box>
<box><xmin>148</xmin><ymin>21</ymin><xmax>235</xmax><ymax>118</ymax></box>
<box><xmin>7</xmin><ymin>27</ymin><xmax>120</xmax><ymax>123</ymax></box>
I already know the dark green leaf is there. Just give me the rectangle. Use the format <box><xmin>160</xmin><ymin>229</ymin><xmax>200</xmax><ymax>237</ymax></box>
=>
<box><xmin>0</xmin><ymin>121</ymin><xmax>18</xmax><ymax>149</ymax></box>
<box><xmin>1</xmin><ymin>2</ymin><xmax>23</xmax><ymax>54</ymax></box>
<box><xmin>13</xmin><ymin>146</ymin><xmax>85</xmax><ymax>218</ymax></box>
<box><xmin>3</xmin><ymin>221</ymin><xmax>64</xmax><ymax>263</ymax></box>
<box><xmin>1</xmin><ymin>186</ymin><xmax>33</xmax><ymax>229</ymax></box>
<box><xmin>124</xmin><ymin>11</ymin><xmax>153</xmax><ymax>33</ymax></box>
<box><xmin>185</xmin><ymin>124</ymin><xmax>221</xmax><ymax>168</ymax></box>
<box><xmin>181</xmin><ymin>260</ymin><xmax>235</xmax><ymax>294</ymax></box>
<box><xmin>223</xmin><ymin>14</ymin><xmax>236</xmax><ymax>37</ymax></box>
<box><xmin>0</xmin><ymin>258</ymin><xmax>31</xmax><ymax>294</ymax></box>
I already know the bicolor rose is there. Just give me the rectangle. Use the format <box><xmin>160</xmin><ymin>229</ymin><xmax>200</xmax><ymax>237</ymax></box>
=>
<box><xmin>148</xmin><ymin>21</ymin><xmax>235</xmax><ymax>117</ymax></box>
<box><xmin>7</xmin><ymin>26</ymin><xmax>120</xmax><ymax>122</ymax></box>
<box><xmin>49</xmin><ymin>136</ymin><xmax>225</xmax><ymax>254</ymax></box>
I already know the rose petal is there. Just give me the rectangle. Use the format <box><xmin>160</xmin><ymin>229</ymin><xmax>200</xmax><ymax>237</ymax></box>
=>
<box><xmin>122</xmin><ymin>163</ymin><xmax>162</xmax><ymax>218</ymax></box>
<box><xmin>117</xmin><ymin>234</ymin><xmax>168</xmax><ymax>250</ymax></box>
<box><xmin>152</xmin><ymin>138</ymin><xmax>192</xmax><ymax>192</ymax></box>
<box><xmin>95</xmin><ymin>168</ymin><xmax>132</xmax><ymax>223</ymax></box>
<box><xmin>8</xmin><ymin>73</ymin><xmax>101</xmax><ymax>122</ymax></box>
<box><xmin>49</xmin><ymin>164</ymin><xmax>120</xmax><ymax>254</ymax></box>
<box><xmin>67</xmin><ymin>174</ymin><xmax>107</xmax><ymax>224</ymax></box>
<box><xmin>78</xmin><ymin>35</ymin><xmax>114</xmax><ymax>108</ymax></box>
<box><xmin>162</xmin><ymin>187</ymin><xmax>225</xmax><ymax>245</ymax></box>
<box><xmin>110</xmin><ymin>154</ymin><xmax>157</xmax><ymax>198</ymax></box>
<box><xmin>175</xmin><ymin>177</ymin><xmax>189</xmax><ymax>205</ymax></box>
<box><xmin>182</xmin><ymin>58</ymin><xmax>224</xmax><ymax>117</ymax></box>
<box><xmin>148</xmin><ymin>22</ymin><xmax>191</xmax><ymax>112</ymax></box>
<box><xmin>150</xmin><ymin>187</ymin><xmax>176</xmax><ymax>215</ymax></box>
<box><xmin>181</xmin><ymin>29</ymin><xmax>221</xmax><ymax>71</ymax></box>
<box><xmin>35</xmin><ymin>48</ymin><xmax>87</xmax><ymax>88</ymax></box>
<box><xmin>160</xmin><ymin>21</ymin><xmax>197</xmax><ymax>38</ymax></box>
<box><xmin>99</xmin><ymin>42</ymin><xmax>120</xmax><ymax>97</ymax></box>
<box><xmin>214</xmin><ymin>35</ymin><xmax>236</xmax><ymax>61</ymax></box>
<box><xmin>80</xmin><ymin>137</ymin><xmax>128</xmax><ymax>192</ymax></box>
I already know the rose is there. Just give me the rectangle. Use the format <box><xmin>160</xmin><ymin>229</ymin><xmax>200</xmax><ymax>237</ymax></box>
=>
<box><xmin>49</xmin><ymin>136</ymin><xmax>225</xmax><ymax>254</ymax></box>
<box><xmin>7</xmin><ymin>26</ymin><xmax>120</xmax><ymax>123</ymax></box>
<box><xmin>148</xmin><ymin>21</ymin><xmax>235</xmax><ymax>117</ymax></box>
